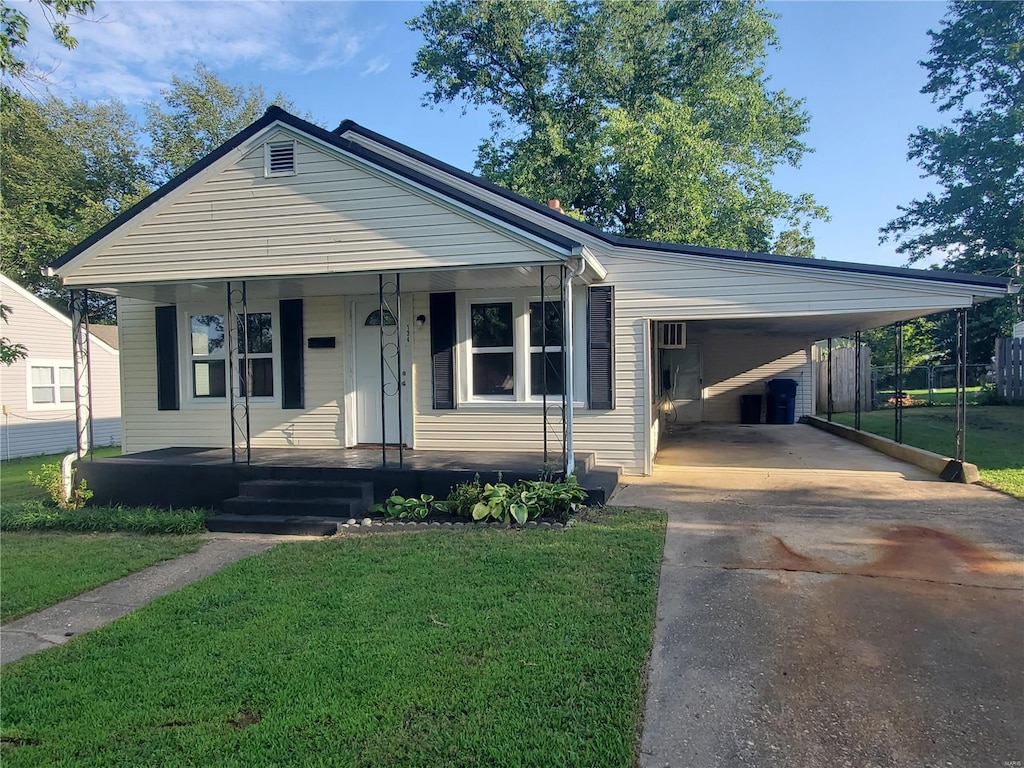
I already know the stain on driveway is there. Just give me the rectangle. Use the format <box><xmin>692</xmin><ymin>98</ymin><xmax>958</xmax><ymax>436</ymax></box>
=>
<box><xmin>619</xmin><ymin>425</ymin><xmax>1023</xmax><ymax>768</ymax></box>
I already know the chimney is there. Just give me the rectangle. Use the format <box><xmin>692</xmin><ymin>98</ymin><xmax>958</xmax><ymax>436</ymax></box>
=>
<box><xmin>547</xmin><ymin>198</ymin><xmax>565</xmax><ymax>214</ymax></box>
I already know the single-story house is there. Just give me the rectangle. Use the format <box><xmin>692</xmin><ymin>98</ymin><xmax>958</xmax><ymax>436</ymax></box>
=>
<box><xmin>0</xmin><ymin>274</ymin><xmax>121</xmax><ymax>459</ymax></box>
<box><xmin>44</xmin><ymin>107</ymin><xmax>1015</xmax><ymax>521</ymax></box>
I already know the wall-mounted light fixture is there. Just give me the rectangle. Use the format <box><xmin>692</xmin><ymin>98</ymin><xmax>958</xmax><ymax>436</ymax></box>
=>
<box><xmin>415</xmin><ymin>315</ymin><xmax>427</xmax><ymax>327</ymax></box>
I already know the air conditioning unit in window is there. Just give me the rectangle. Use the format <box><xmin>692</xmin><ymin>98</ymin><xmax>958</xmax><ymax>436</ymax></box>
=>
<box><xmin>657</xmin><ymin>321</ymin><xmax>686</xmax><ymax>349</ymax></box>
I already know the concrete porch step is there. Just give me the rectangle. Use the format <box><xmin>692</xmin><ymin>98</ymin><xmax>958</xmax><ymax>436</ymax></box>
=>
<box><xmin>238</xmin><ymin>479</ymin><xmax>374</xmax><ymax>505</ymax></box>
<box><xmin>221</xmin><ymin>496</ymin><xmax>368</xmax><ymax>518</ymax></box>
<box><xmin>206</xmin><ymin>514</ymin><xmax>344</xmax><ymax>536</ymax></box>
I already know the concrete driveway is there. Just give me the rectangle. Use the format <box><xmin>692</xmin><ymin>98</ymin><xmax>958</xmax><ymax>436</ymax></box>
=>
<box><xmin>614</xmin><ymin>424</ymin><xmax>1023</xmax><ymax>768</ymax></box>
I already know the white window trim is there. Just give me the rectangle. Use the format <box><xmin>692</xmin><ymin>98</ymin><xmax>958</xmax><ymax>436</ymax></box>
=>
<box><xmin>264</xmin><ymin>140</ymin><xmax>297</xmax><ymax>177</ymax></box>
<box><xmin>456</xmin><ymin>288</ymin><xmax>587</xmax><ymax>407</ymax></box>
<box><xmin>25</xmin><ymin>359</ymin><xmax>76</xmax><ymax>411</ymax></box>
<box><xmin>179</xmin><ymin>306</ymin><xmax>281</xmax><ymax>408</ymax></box>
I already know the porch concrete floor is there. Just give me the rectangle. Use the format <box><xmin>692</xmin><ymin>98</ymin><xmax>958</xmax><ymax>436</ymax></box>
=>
<box><xmin>100</xmin><ymin>446</ymin><xmax>587</xmax><ymax>473</ymax></box>
<box><xmin>618</xmin><ymin>423</ymin><xmax>1023</xmax><ymax>768</ymax></box>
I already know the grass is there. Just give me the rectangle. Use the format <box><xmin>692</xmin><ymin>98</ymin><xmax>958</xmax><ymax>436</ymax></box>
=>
<box><xmin>833</xmin><ymin>405</ymin><xmax>1024</xmax><ymax>498</ymax></box>
<box><xmin>0</xmin><ymin>508</ymin><xmax>666</xmax><ymax>768</ymax></box>
<box><xmin>1</xmin><ymin>532</ymin><xmax>203</xmax><ymax>622</ymax></box>
<box><xmin>901</xmin><ymin>386</ymin><xmax>982</xmax><ymax>406</ymax></box>
<box><xmin>1</xmin><ymin>501</ymin><xmax>210</xmax><ymax>534</ymax></box>
<box><xmin>1</xmin><ymin>446</ymin><xmax>121</xmax><ymax>502</ymax></box>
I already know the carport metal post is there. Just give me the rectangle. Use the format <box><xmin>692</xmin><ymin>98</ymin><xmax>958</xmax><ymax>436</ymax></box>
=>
<box><xmin>894</xmin><ymin>321</ymin><xmax>904</xmax><ymax>444</ymax></box>
<box><xmin>826</xmin><ymin>337</ymin><xmax>834</xmax><ymax>421</ymax></box>
<box><xmin>955</xmin><ymin>308</ymin><xmax>968</xmax><ymax>463</ymax></box>
<box><xmin>854</xmin><ymin>330</ymin><xmax>862</xmax><ymax>431</ymax></box>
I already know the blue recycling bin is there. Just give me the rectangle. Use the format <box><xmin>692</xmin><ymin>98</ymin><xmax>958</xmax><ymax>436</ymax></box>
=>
<box><xmin>765</xmin><ymin>379</ymin><xmax>799</xmax><ymax>424</ymax></box>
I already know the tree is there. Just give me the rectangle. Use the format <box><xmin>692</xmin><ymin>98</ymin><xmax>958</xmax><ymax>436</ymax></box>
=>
<box><xmin>881</xmin><ymin>1</ymin><xmax>1022</xmax><ymax>363</ymax></box>
<box><xmin>0</xmin><ymin>88</ymin><xmax>148</xmax><ymax>320</ymax></box>
<box><xmin>410</xmin><ymin>0</ymin><xmax>827</xmax><ymax>254</ymax></box>
<box><xmin>145</xmin><ymin>63</ymin><xmax>297</xmax><ymax>182</ymax></box>
<box><xmin>1</xmin><ymin>0</ymin><xmax>96</xmax><ymax>81</ymax></box>
<box><xmin>1</xmin><ymin>302</ymin><xmax>27</xmax><ymax>365</ymax></box>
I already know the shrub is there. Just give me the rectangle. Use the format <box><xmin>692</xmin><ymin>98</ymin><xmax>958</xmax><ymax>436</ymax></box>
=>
<box><xmin>371</xmin><ymin>492</ymin><xmax>447</xmax><ymax>521</ymax></box>
<box><xmin>464</xmin><ymin>476</ymin><xmax>590</xmax><ymax>525</ymax></box>
<box><xmin>446</xmin><ymin>474</ymin><xmax>484</xmax><ymax>517</ymax></box>
<box><xmin>0</xmin><ymin>501</ymin><xmax>210</xmax><ymax>534</ymax></box>
<box><xmin>27</xmin><ymin>463</ymin><xmax>93</xmax><ymax>510</ymax></box>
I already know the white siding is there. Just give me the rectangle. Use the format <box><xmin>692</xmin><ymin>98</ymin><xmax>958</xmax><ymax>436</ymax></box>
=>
<box><xmin>119</xmin><ymin>295</ymin><xmax>348</xmax><ymax>453</ymax></box>
<box><xmin>0</xmin><ymin>278</ymin><xmax>120</xmax><ymax>459</ymax></box>
<box><xmin>692</xmin><ymin>330</ymin><xmax>813</xmax><ymax>422</ymax></box>
<box><xmin>65</xmin><ymin>129</ymin><xmax>560</xmax><ymax>286</ymax></box>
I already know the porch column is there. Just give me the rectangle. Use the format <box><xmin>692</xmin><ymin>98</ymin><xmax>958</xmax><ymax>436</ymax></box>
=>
<box><xmin>70</xmin><ymin>289</ymin><xmax>94</xmax><ymax>459</ymax></box>
<box><xmin>227</xmin><ymin>281</ymin><xmax>251</xmax><ymax>465</ymax></box>
<box><xmin>854</xmin><ymin>330</ymin><xmax>862</xmax><ymax>431</ymax></box>
<box><xmin>954</xmin><ymin>308</ymin><xmax>968</xmax><ymax>464</ymax></box>
<box><xmin>378</xmin><ymin>273</ymin><xmax>404</xmax><ymax>469</ymax></box>
<box><xmin>562</xmin><ymin>265</ymin><xmax>575</xmax><ymax>476</ymax></box>
<box><xmin>894</xmin><ymin>321</ymin><xmax>904</xmax><ymax>444</ymax></box>
<box><xmin>826</xmin><ymin>337</ymin><xmax>834</xmax><ymax>422</ymax></box>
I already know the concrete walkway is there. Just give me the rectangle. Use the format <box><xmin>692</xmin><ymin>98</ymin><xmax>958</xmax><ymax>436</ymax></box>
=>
<box><xmin>618</xmin><ymin>424</ymin><xmax>1023</xmax><ymax>768</ymax></box>
<box><xmin>1</xmin><ymin>536</ymin><xmax>277</xmax><ymax>666</ymax></box>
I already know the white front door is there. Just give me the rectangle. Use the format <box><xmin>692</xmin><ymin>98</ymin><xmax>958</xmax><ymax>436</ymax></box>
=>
<box><xmin>353</xmin><ymin>298</ymin><xmax>412</xmax><ymax>445</ymax></box>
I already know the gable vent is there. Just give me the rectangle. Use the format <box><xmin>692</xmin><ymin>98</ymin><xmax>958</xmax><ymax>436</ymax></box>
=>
<box><xmin>265</xmin><ymin>141</ymin><xmax>296</xmax><ymax>176</ymax></box>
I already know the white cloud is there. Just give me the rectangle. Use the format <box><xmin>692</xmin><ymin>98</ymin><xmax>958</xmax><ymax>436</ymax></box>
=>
<box><xmin>360</xmin><ymin>54</ymin><xmax>390</xmax><ymax>77</ymax></box>
<box><xmin>10</xmin><ymin>0</ymin><xmax>371</xmax><ymax>102</ymax></box>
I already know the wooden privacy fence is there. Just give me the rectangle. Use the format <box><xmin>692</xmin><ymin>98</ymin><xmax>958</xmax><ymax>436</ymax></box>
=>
<box><xmin>815</xmin><ymin>345</ymin><xmax>872</xmax><ymax>413</ymax></box>
<box><xmin>995</xmin><ymin>337</ymin><xmax>1023</xmax><ymax>402</ymax></box>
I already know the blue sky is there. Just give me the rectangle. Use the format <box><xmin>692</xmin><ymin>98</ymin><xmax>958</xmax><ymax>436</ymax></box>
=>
<box><xmin>20</xmin><ymin>0</ymin><xmax>952</xmax><ymax>268</ymax></box>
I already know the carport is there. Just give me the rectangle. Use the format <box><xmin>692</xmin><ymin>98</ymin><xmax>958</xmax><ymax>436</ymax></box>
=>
<box><xmin>613</xmin><ymin>424</ymin><xmax>1024</xmax><ymax>768</ymax></box>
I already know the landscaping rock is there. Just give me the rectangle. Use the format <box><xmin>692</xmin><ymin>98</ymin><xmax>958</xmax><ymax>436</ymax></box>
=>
<box><xmin>360</xmin><ymin>518</ymin><xmax>372</xmax><ymax>527</ymax></box>
<box><xmin>346</xmin><ymin>519</ymin><xmax>356</xmax><ymax>526</ymax></box>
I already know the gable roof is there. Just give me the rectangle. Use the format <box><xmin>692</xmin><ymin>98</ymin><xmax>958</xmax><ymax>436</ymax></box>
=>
<box><xmin>336</xmin><ymin>120</ymin><xmax>1015</xmax><ymax>294</ymax></box>
<box><xmin>48</xmin><ymin>107</ymin><xmax>580</xmax><ymax>275</ymax></box>
<box><xmin>0</xmin><ymin>274</ymin><xmax>119</xmax><ymax>354</ymax></box>
<box><xmin>48</xmin><ymin>106</ymin><xmax>1013</xmax><ymax>298</ymax></box>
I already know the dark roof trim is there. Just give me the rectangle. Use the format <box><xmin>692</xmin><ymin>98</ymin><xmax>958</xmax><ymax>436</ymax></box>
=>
<box><xmin>50</xmin><ymin>107</ymin><xmax>579</xmax><ymax>272</ymax></box>
<box><xmin>337</xmin><ymin>119</ymin><xmax>1014</xmax><ymax>293</ymax></box>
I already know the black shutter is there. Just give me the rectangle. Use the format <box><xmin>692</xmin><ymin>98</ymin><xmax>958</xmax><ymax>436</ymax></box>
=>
<box><xmin>279</xmin><ymin>299</ymin><xmax>304</xmax><ymax>410</ymax></box>
<box><xmin>154</xmin><ymin>305</ymin><xmax>179</xmax><ymax>411</ymax></box>
<box><xmin>587</xmin><ymin>286</ymin><xmax>614</xmax><ymax>410</ymax></box>
<box><xmin>430</xmin><ymin>292</ymin><xmax>457</xmax><ymax>409</ymax></box>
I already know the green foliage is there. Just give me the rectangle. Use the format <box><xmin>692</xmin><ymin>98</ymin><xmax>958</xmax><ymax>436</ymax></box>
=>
<box><xmin>446</xmin><ymin>473</ymin><xmax>484</xmax><ymax>517</ymax></box>
<box><xmin>0</xmin><ymin>509</ymin><xmax>665</xmax><ymax>766</ymax></box>
<box><xmin>881</xmin><ymin>1</ymin><xmax>1023</xmax><ymax>354</ymax></box>
<box><xmin>0</xmin><ymin>0</ymin><xmax>96</xmax><ymax>80</ymax></box>
<box><xmin>1</xmin><ymin>531</ymin><xmax>203</xmax><ymax>622</ymax></box>
<box><xmin>862</xmin><ymin>317</ymin><xmax>943</xmax><ymax>369</ymax></box>
<box><xmin>145</xmin><ymin>63</ymin><xmax>296</xmax><ymax>182</ymax></box>
<box><xmin>458</xmin><ymin>475</ymin><xmax>588</xmax><ymax>524</ymax></box>
<box><xmin>1</xmin><ymin>301</ymin><xmax>27</xmax><ymax>365</ymax></box>
<box><xmin>410</xmin><ymin>0</ymin><xmax>828</xmax><ymax>254</ymax></box>
<box><xmin>0</xmin><ymin>500</ymin><xmax>211</xmax><ymax>534</ymax></box>
<box><xmin>371</xmin><ymin>492</ymin><xmax>446</xmax><ymax>520</ymax></box>
<box><xmin>27</xmin><ymin>462</ymin><xmax>92</xmax><ymax>510</ymax></box>
<box><xmin>0</xmin><ymin>88</ymin><xmax>149</xmax><ymax>321</ymax></box>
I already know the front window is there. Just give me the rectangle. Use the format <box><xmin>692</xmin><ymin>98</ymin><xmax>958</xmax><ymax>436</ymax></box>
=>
<box><xmin>470</xmin><ymin>302</ymin><xmax>514</xmax><ymax>397</ymax></box>
<box><xmin>29</xmin><ymin>364</ymin><xmax>75</xmax><ymax>407</ymax></box>
<box><xmin>189</xmin><ymin>311</ymin><xmax>274</xmax><ymax>399</ymax></box>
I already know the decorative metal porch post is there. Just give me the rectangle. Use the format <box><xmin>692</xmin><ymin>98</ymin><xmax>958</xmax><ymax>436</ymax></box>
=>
<box><xmin>955</xmin><ymin>308</ymin><xmax>968</xmax><ymax>464</ymax></box>
<box><xmin>894</xmin><ymin>321</ymin><xmax>904</xmax><ymax>444</ymax></box>
<box><xmin>378</xmin><ymin>274</ymin><xmax>403</xmax><ymax>468</ymax></box>
<box><xmin>562</xmin><ymin>264</ymin><xmax>575</xmax><ymax>477</ymax></box>
<box><xmin>227</xmin><ymin>281</ymin><xmax>251</xmax><ymax>464</ymax></box>
<box><xmin>826</xmin><ymin>337</ymin><xmax>834</xmax><ymax>422</ymax></box>
<box><xmin>70</xmin><ymin>289</ymin><xmax>94</xmax><ymax>459</ymax></box>
<box><xmin>854</xmin><ymin>330</ymin><xmax>862</xmax><ymax>431</ymax></box>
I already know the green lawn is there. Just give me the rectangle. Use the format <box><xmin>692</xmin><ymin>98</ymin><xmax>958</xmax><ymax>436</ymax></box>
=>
<box><xmin>1</xmin><ymin>446</ymin><xmax>122</xmax><ymax>502</ymax></box>
<box><xmin>0</xmin><ymin>532</ymin><xmax>203</xmax><ymax>622</ymax></box>
<box><xmin>902</xmin><ymin>386</ymin><xmax>982</xmax><ymax>406</ymax></box>
<box><xmin>1</xmin><ymin>508</ymin><xmax>666</xmax><ymax>768</ymax></box>
<box><xmin>833</xmin><ymin>405</ymin><xmax>1024</xmax><ymax>498</ymax></box>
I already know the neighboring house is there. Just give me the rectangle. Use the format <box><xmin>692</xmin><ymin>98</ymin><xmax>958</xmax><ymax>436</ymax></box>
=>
<box><xmin>45</xmin><ymin>107</ymin><xmax>1014</xmax><ymax>478</ymax></box>
<box><xmin>0</xmin><ymin>275</ymin><xmax>121</xmax><ymax>459</ymax></box>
